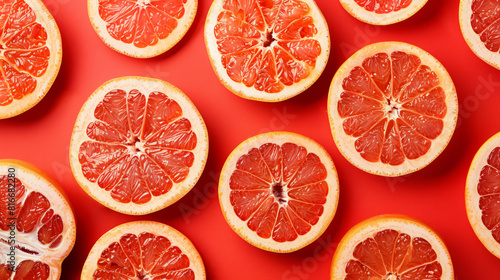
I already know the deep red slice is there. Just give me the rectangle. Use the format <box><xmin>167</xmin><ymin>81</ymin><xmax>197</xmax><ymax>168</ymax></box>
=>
<box><xmin>471</xmin><ymin>0</ymin><xmax>500</xmax><ymax>52</ymax></box>
<box><xmin>354</xmin><ymin>0</ymin><xmax>413</xmax><ymax>14</ymax></box>
<box><xmin>477</xmin><ymin>147</ymin><xmax>500</xmax><ymax>243</ymax></box>
<box><xmin>0</xmin><ymin>176</ymin><xmax>65</xmax><ymax>278</ymax></box>
<box><xmin>78</xmin><ymin>89</ymin><xmax>198</xmax><ymax>204</ymax></box>
<box><xmin>339</xmin><ymin>51</ymin><xmax>447</xmax><ymax>165</ymax></box>
<box><xmin>229</xmin><ymin>142</ymin><xmax>328</xmax><ymax>242</ymax></box>
<box><xmin>345</xmin><ymin>229</ymin><xmax>442</xmax><ymax>279</ymax></box>
<box><xmin>0</xmin><ymin>0</ymin><xmax>51</xmax><ymax>106</ymax></box>
<box><xmin>93</xmin><ymin>232</ymin><xmax>194</xmax><ymax>279</ymax></box>
<box><xmin>214</xmin><ymin>0</ymin><xmax>322</xmax><ymax>93</ymax></box>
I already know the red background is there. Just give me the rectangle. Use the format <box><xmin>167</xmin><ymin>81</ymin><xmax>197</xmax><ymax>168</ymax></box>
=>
<box><xmin>1</xmin><ymin>0</ymin><xmax>500</xmax><ymax>278</ymax></box>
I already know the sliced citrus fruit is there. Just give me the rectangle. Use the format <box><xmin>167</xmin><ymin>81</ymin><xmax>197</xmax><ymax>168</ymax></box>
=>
<box><xmin>328</xmin><ymin>42</ymin><xmax>458</xmax><ymax>177</ymax></box>
<box><xmin>81</xmin><ymin>221</ymin><xmax>206</xmax><ymax>280</ymax></box>
<box><xmin>69</xmin><ymin>76</ymin><xmax>208</xmax><ymax>215</ymax></box>
<box><xmin>331</xmin><ymin>215</ymin><xmax>454</xmax><ymax>280</ymax></box>
<box><xmin>219</xmin><ymin>132</ymin><xmax>339</xmax><ymax>253</ymax></box>
<box><xmin>204</xmin><ymin>0</ymin><xmax>330</xmax><ymax>102</ymax></box>
<box><xmin>339</xmin><ymin>0</ymin><xmax>428</xmax><ymax>25</ymax></box>
<box><xmin>460</xmin><ymin>0</ymin><xmax>500</xmax><ymax>69</ymax></box>
<box><xmin>0</xmin><ymin>159</ymin><xmax>76</xmax><ymax>280</ymax></box>
<box><xmin>0</xmin><ymin>0</ymin><xmax>62</xmax><ymax>119</ymax></box>
<box><xmin>87</xmin><ymin>0</ymin><xmax>197</xmax><ymax>58</ymax></box>
<box><xmin>466</xmin><ymin>132</ymin><xmax>500</xmax><ymax>258</ymax></box>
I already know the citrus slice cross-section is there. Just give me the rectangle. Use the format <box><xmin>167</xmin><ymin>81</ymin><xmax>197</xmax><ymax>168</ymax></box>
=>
<box><xmin>0</xmin><ymin>159</ymin><xmax>76</xmax><ymax>280</ymax></box>
<box><xmin>466</xmin><ymin>132</ymin><xmax>500</xmax><ymax>259</ymax></box>
<box><xmin>0</xmin><ymin>0</ymin><xmax>62</xmax><ymax>119</ymax></box>
<box><xmin>339</xmin><ymin>0</ymin><xmax>428</xmax><ymax>25</ymax></box>
<box><xmin>331</xmin><ymin>215</ymin><xmax>454</xmax><ymax>280</ymax></box>
<box><xmin>219</xmin><ymin>132</ymin><xmax>339</xmax><ymax>253</ymax></box>
<box><xmin>204</xmin><ymin>0</ymin><xmax>330</xmax><ymax>102</ymax></box>
<box><xmin>460</xmin><ymin>0</ymin><xmax>500</xmax><ymax>70</ymax></box>
<box><xmin>81</xmin><ymin>221</ymin><xmax>206</xmax><ymax>280</ymax></box>
<box><xmin>87</xmin><ymin>0</ymin><xmax>197</xmax><ymax>58</ymax></box>
<box><xmin>328</xmin><ymin>42</ymin><xmax>458</xmax><ymax>177</ymax></box>
<box><xmin>69</xmin><ymin>76</ymin><xmax>208</xmax><ymax>215</ymax></box>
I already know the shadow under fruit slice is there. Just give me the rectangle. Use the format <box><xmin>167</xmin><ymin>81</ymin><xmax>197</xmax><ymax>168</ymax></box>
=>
<box><xmin>219</xmin><ymin>131</ymin><xmax>339</xmax><ymax>253</ymax></box>
<box><xmin>0</xmin><ymin>0</ymin><xmax>62</xmax><ymax>119</ymax></box>
<box><xmin>466</xmin><ymin>131</ymin><xmax>500</xmax><ymax>259</ymax></box>
<box><xmin>81</xmin><ymin>221</ymin><xmax>205</xmax><ymax>280</ymax></box>
<box><xmin>339</xmin><ymin>0</ymin><xmax>428</xmax><ymax>25</ymax></box>
<box><xmin>328</xmin><ymin>41</ymin><xmax>458</xmax><ymax>177</ymax></box>
<box><xmin>87</xmin><ymin>0</ymin><xmax>197</xmax><ymax>58</ymax></box>
<box><xmin>330</xmin><ymin>215</ymin><xmax>454</xmax><ymax>280</ymax></box>
<box><xmin>69</xmin><ymin>76</ymin><xmax>208</xmax><ymax>215</ymax></box>
<box><xmin>460</xmin><ymin>0</ymin><xmax>500</xmax><ymax>70</ymax></box>
<box><xmin>0</xmin><ymin>159</ymin><xmax>76</xmax><ymax>280</ymax></box>
<box><xmin>204</xmin><ymin>0</ymin><xmax>330</xmax><ymax>102</ymax></box>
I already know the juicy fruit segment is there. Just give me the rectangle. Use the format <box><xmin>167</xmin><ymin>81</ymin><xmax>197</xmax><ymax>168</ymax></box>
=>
<box><xmin>214</xmin><ymin>0</ymin><xmax>321</xmax><ymax>93</ymax></box>
<box><xmin>470</xmin><ymin>0</ymin><xmax>500</xmax><ymax>52</ymax></box>
<box><xmin>78</xmin><ymin>89</ymin><xmax>197</xmax><ymax>205</ymax></box>
<box><xmin>98</xmin><ymin>0</ymin><xmax>187</xmax><ymax>48</ymax></box>
<box><xmin>0</xmin><ymin>176</ymin><xmax>64</xmax><ymax>278</ymax></box>
<box><xmin>0</xmin><ymin>0</ymin><xmax>51</xmax><ymax>106</ymax></box>
<box><xmin>338</xmin><ymin>51</ymin><xmax>447</xmax><ymax>166</ymax></box>
<box><xmin>229</xmin><ymin>142</ymin><xmax>328</xmax><ymax>242</ymax></box>
<box><xmin>354</xmin><ymin>0</ymin><xmax>412</xmax><ymax>14</ymax></box>
<box><xmin>345</xmin><ymin>229</ymin><xmax>442</xmax><ymax>279</ymax></box>
<box><xmin>476</xmin><ymin>147</ymin><xmax>500</xmax><ymax>243</ymax></box>
<box><xmin>93</xmin><ymin>232</ymin><xmax>194</xmax><ymax>279</ymax></box>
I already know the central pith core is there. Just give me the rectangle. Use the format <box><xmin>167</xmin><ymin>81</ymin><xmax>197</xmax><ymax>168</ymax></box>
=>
<box><xmin>137</xmin><ymin>0</ymin><xmax>151</xmax><ymax>5</ymax></box>
<box><xmin>384</xmin><ymin>274</ymin><xmax>397</xmax><ymax>280</ymax></box>
<box><xmin>263</xmin><ymin>30</ymin><xmax>275</xmax><ymax>48</ymax></box>
<box><xmin>127</xmin><ymin>136</ymin><xmax>145</xmax><ymax>153</ymax></box>
<box><xmin>136</xmin><ymin>270</ymin><xmax>149</xmax><ymax>280</ymax></box>
<box><xmin>386</xmin><ymin>99</ymin><xmax>401</xmax><ymax>119</ymax></box>
<box><xmin>272</xmin><ymin>182</ymin><xmax>287</xmax><ymax>204</ymax></box>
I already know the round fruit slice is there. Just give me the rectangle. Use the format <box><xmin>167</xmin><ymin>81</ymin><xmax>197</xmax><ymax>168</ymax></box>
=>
<box><xmin>0</xmin><ymin>0</ymin><xmax>62</xmax><ymax>119</ymax></box>
<box><xmin>466</xmin><ymin>132</ymin><xmax>500</xmax><ymax>258</ymax></box>
<box><xmin>81</xmin><ymin>221</ymin><xmax>206</xmax><ymax>280</ymax></box>
<box><xmin>328</xmin><ymin>42</ymin><xmax>458</xmax><ymax>177</ymax></box>
<box><xmin>0</xmin><ymin>159</ymin><xmax>76</xmax><ymax>280</ymax></box>
<box><xmin>204</xmin><ymin>0</ymin><xmax>330</xmax><ymax>102</ymax></box>
<box><xmin>69</xmin><ymin>76</ymin><xmax>208</xmax><ymax>215</ymax></box>
<box><xmin>219</xmin><ymin>132</ymin><xmax>339</xmax><ymax>253</ymax></box>
<box><xmin>88</xmin><ymin>0</ymin><xmax>197</xmax><ymax>58</ymax></box>
<box><xmin>460</xmin><ymin>0</ymin><xmax>500</xmax><ymax>70</ymax></box>
<box><xmin>339</xmin><ymin>0</ymin><xmax>428</xmax><ymax>25</ymax></box>
<box><xmin>331</xmin><ymin>215</ymin><xmax>454</xmax><ymax>280</ymax></box>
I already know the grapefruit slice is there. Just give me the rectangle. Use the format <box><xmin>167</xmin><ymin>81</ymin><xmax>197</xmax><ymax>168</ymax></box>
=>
<box><xmin>204</xmin><ymin>0</ymin><xmax>330</xmax><ymax>102</ymax></box>
<box><xmin>219</xmin><ymin>132</ymin><xmax>339</xmax><ymax>253</ymax></box>
<box><xmin>0</xmin><ymin>0</ymin><xmax>62</xmax><ymax>119</ymax></box>
<box><xmin>460</xmin><ymin>0</ymin><xmax>500</xmax><ymax>69</ymax></box>
<box><xmin>81</xmin><ymin>221</ymin><xmax>206</xmax><ymax>280</ymax></box>
<box><xmin>69</xmin><ymin>76</ymin><xmax>208</xmax><ymax>215</ymax></box>
<box><xmin>466</xmin><ymin>132</ymin><xmax>500</xmax><ymax>258</ymax></box>
<box><xmin>328</xmin><ymin>42</ymin><xmax>458</xmax><ymax>177</ymax></box>
<box><xmin>87</xmin><ymin>0</ymin><xmax>197</xmax><ymax>58</ymax></box>
<box><xmin>0</xmin><ymin>159</ymin><xmax>76</xmax><ymax>280</ymax></box>
<box><xmin>339</xmin><ymin>0</ymin><xmax>428</xmax><ymax>25</ymax></box>
<box><xmin>331</xmin><ymin>215</ymin><xmax>454</xmax><ymax>280</ymax></box>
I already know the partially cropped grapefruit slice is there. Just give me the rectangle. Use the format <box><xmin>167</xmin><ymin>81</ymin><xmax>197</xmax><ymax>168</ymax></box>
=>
<box><xmin>81</xmin><ymin>221</ymin><xmax>206</xmax><ymax>280</ymax></box>
<box><xmin>331</xmin><ymin>215</ymin><xmax>454</xmax><ymax>280</ymax></box>
<box><xmin>87</xmin><ymin>0</ymin><xmax>197</xmax><ymax>58</ymax></box>
<box><xmin>466</xmin><ymin>132</ymin><xmax>500</xmax><ymax>258</ymax></box>
<box><xmin>219</xmin><ymin>132</ymin><xmax>339</xmax><ymax>253</ymax></box>
<box><xmin>328</xmin><ymin>42</ymin><xmax>458</xmax><ymax>177</ymax></box>
<box><xmin>339</xmin><ymin>0</ymin><xmax>428</xmax><ymax>25</ymax></box>
<box><xmin>0</xmin><ymin>159</ymin><xmax>76</xmax><ymax>280</ymax></box>
<box><xmin>460</xmin><ymin>0</ymin><xmax>500</xmax><ymax>69</ymax></box>
<box><xmin>204</xmin><ymin>0</ymin><xmax>330</xmax><ymax>102</ymax></box>
<box><xmin>0</xmin><ymin>0</ymin><xmax>62</xmax><ymax>119</ymax></box>
<box><xmin>69</xmin><ymin>76</ymin><xmax>208</xmax><ymax>215</ymax></box>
